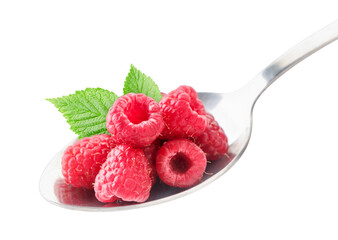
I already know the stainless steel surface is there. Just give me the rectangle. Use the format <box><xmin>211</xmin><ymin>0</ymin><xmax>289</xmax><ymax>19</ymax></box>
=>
<box><xmin>40</xmin><ymin>20</ymin><xmax>338</xmax><ymax>211</ymax></box>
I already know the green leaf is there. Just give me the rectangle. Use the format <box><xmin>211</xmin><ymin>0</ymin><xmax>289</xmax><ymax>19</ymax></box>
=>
<box><xmin>47</xmin><ymin>88</ymin><xmax>118</xmax><ymax>139</ymax></box>
<box><xmin>123</xmin><ymin>64</ymin><xmax>162</xmax><ymax>102</ymax></box>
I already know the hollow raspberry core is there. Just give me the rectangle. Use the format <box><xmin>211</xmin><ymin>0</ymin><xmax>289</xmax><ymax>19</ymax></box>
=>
<box><xmin>170</xmin><ymin>153</ymin><xmax>191</xmax><ymax>174</ymax></box>
<box><xmin>125</xmin><ymin>101</ymin><xmax>149</xmax><ymax>124</ymax></box>
<box><xmin>156</xmin><ymin>139</ymin><xmax>207</xmax><ymax>188</ymax></box>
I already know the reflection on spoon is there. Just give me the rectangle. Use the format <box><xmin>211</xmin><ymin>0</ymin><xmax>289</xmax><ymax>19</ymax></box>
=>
<box><xmin>52</xmin><ymin>154</ymin><xmax>233</xmax><ymax>209</ymax></box>
<box><xmin>54</xmin><ymin>178</ymin><xmax>101</xmax><ymax>207</ymax></box>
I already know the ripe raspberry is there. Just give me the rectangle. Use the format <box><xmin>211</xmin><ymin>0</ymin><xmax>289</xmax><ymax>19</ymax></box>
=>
<box><xmin>156</xmin><ymin>139</ymin><xmax>207</xmax><ymax>188</ymax></box>
<box><xmin>159</xmin><ymin>85</ymin><xmax>208</xmax><ymax>139</ymax></box>
<box><xmin>142</xmin><ymin>139</ymin><xmax>162</xmax><ymax>186</ymax></box>
<box><xmin>106</xmin><ymin>93</ymin><xmax>164</xmax><ymax>147</ymax></box>
<box><xmin>94</xmin><ymin>144</ymin><xmax>152</xmax><ymax>203</ymax></box>
<box><xmin>194</xmin><ymin>113</ymin><xmax>229</xmax><ymax>160</ymax></box>
<box><xmin>61</xmin><ymin>134</ymin><xmax>114</xmax><ymax>189</ymax></box>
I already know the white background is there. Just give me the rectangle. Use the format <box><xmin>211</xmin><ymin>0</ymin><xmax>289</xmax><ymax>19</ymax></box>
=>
<box><xmin>1</xmin><ymin>1</ymin><xmax>338</xmax><ymax>239</ymax></box>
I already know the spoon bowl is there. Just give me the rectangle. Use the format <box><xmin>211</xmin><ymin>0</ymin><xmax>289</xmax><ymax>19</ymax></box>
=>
<box><xmin>39</xmin><ymin>92</ymin><xmax>248</xmax><ymax>211</ymax></box>
<box><xmin>40</xmin><ymin>20</ymin><xmax>338</xmax><ymax>211</ymax></box>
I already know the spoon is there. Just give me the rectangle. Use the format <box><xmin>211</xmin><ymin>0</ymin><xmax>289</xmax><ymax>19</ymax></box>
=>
<box><xmin>40</xmin><ymin>20</ymin><xmax>338</xmax><ymax>211</ymax></box>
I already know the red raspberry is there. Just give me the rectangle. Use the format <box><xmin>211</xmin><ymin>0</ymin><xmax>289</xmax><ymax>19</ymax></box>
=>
<box><xmin>142</xmin><ymin>139</ymin><xmax>162</xmax><ymax>186</ymax></box>
<box><xmin>194</xmin><ymin>113</ymin><xmax>229</xmax><ymax>160</ymax></box>
<box><xmin>61</xmin><ymin>134</ymin><xmax>114</xmax><ymax>189</ymax></box>
<box><xmin>106</xmin><ymin>93</ymin><xmax>164</xmax><ymax>147</ymax></box>
<box><xmin>156</xmin><ymin>139</ymin><xmax>207</xmax><ymax>188</ymax></box>
<box><xmin>159</xmin><ymin>85</ymin><xmax>208</xmax><ymax>139</ymax></box>
<box><xmin>94</xmin><ymin>144</ymin><xmax>152</xmax><ymax>203</ymax></box>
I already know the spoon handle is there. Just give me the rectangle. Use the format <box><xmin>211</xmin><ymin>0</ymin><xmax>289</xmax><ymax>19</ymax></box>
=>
<box><xmin>241</xmin><ymin>20</ymin><xmax>338</xmax><ymax>105</ymax></box>
<box><xmin>263</xmin><ymin>20</ymin><xmax>338</xmax><ymax>86</ymax></box>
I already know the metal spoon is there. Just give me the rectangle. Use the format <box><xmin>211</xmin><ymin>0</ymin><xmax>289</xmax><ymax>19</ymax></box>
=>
<box><xmin>40</xmin><ymin>20</ymin><xmax>338</xmax><ymax>211</ymax></box>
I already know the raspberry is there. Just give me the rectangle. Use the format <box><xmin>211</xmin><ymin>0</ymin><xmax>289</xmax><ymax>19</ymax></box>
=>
<box><xmin>193</xmin><ymin>113</ymin><xmax>229</xmax><ymax>160</ymax></box>
<box><xmin>156</xmin><ymin>139</ymin><xmax>207</xmax><ymax>188</ymax></box>
<box><xmin>61</xmin><ymin>134</ymin><xmax>114</xmax><ymax>189</ymax></box>
<box><xmin>159</xmin><ymin>85</ymin><xmax>208</xmax><ymax>139</ymax></box>
<box><xmin>94</xmin><ymin>144</ymin><xmax>152</xmax><ymax>203</ymax></box>
<box><xmin>142</xmin><ymin>139</ymin><xmax>162</xmax><ymax>186</ymax></box>
<box><xmin>106</xmin><ymin>93</ymin><xmax>164</xmax><ymax>147</ymax></box>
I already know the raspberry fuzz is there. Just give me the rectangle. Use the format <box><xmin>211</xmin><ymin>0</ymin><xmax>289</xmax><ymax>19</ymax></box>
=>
<box><xmin>106</xmin><ymin>93</ymin><xmax>164</xmax><ymax>147</ymax></box>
